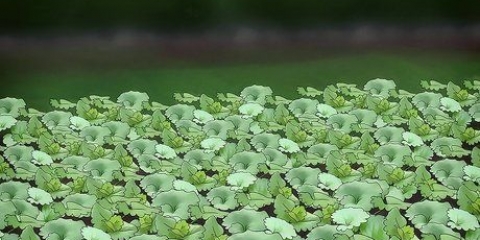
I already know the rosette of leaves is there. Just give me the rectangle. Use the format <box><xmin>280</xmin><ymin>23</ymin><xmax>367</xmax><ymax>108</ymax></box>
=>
<box><xmin>200</xmin><ymin>138</ymin><xmax>226</xmax><ymax>153</ymax></box>
<box><xmin>79</xmin><ymin>126</ymin><xmax>111</xmax><ymax>145</ymax></box>
<box><xmin>325</xmin><ymin>150</ymin><xmax>361</xmax><ymax>181</ymax></box>
<box><xmin>326</xmin><ymin>113</ymin><xmax>358</xmax><ymax>133</ymax></box>
<box><xmin>117</xmin><ymin>91</ymin><xmax>149</xmax><ymax>110</ymax></box>
<box><xmin>430</xmin><ymin>159</ymin><xmax>466</xmax><ymax>189</ymax></box>
<box><xmin>285</xmin><ymin>167</ymin><xmax>321</xmax><ymax>189</ymax></box>
<box><xmin>228</xmin><ymin>151</ymin><xmax>267</xmax><ymax>174</ymax></box>
<box><xmin>331</xmin><ymin>208</ymin><xmax>370</xmax><ymax>231</ymax></box>
<box><xmin>412</xmin><ymin>92</ymin><xmax>442</xmax><ymax>111</ymax></box>
<box><xmin>27</xmin><ymin>187</ymin><xmax>53</xmax><ymax>205</ymax></box>
<box><xmin>264</xmin><ymin>217</ymin><xmax>297</xmax><ymax>239</ymax></box>
<box><xmin>102</xmin><ymin>121</ymin><xmax>131</xmax><ymax>144</ymax></box>
<box><xmin>250</xmin><ymin>133</ymin><xmax>281</xmax><ymax>152</ymax></box>
<box><xmin>374</xmin><ymin>126</ymin><xmax>405</xmax><ymax>145</ymax></box>
<box><xmin>161</xmin><ymin>129</ymin><xmax>191</xmax><ymax>153</ymax></box>
<box><xmin>296</xmin><ymin>185</ymin><xmax>337</xmax><ymax>209</ymax></box>
<box><xmin>405</xmin><ymin>200</ymin><xmax>451</xmax><ymax>229</ymax></box>
<box><xmin>288</xmin><ymin>98</ymin><xmax>319</xmax><ymax>120</ymax></box>
<box><xmin>349</xmin><ymin>109</ymin><xmax>378</xmax><ymax>132</ymax></box>
<box><xmin>364</xmin><ymin>78</ymin><xmax>396</xmax><ymax>97</ymax></box>
<box><xmin>39</xmin><ymin>219</ymin><xmax>86</xmax><ymax>240</ymax></box>
<box><xmin>235</xmin><ymin>177</ymin><xmax>274</xmax><ymax>209</ymax></box>
<box><xmin>239</xmin><ymin>102</ymin><xmax>264</xmax><ymax>118</ymax></box>
<box><xmin>152</xmin><ymin>190</ymin><xmax>200</xmax><ymax>219</ymax></box>
<box><xmin>374</xmin><ymin>144</ymin><xmax>411</xmax><ymax>167</ymax></box>
<box><xmin>165</xmin><ymin>104</ymin><xmax>195</xmax><ymax>123</ymax></box>
<box><xmin>457</xmin><ymin>181</ymin><xmax>480</xmax><ymax>217</ymax></box>
<box><xmin>316</xmin><ymin>103</ymin><xmax>337</xmax><ymax>119</ymax></box>
<box><xmin>285</xmin><ymin>121</ymin><xmax>315</xmax><ymax>148</ymax></box>
<box><xmin>69</xmin><ymin>116</ymin><xmax>91</xmax><ymax>130</ymax></box>
<box><xmin>334</xmin><ymin>180</ymin><xmax>386</xmax><ymax>211</ymax></box>
<box><xmin>263</xmin><ymin>148</ymin><xmax>290</xmax><ymax>172</ymax></box>
<box><xmin>385</xmin><ymin>208</ymin><xmax>416</xmax><ymax>240</ymax></box>
<box><xmin>222</xmin><ymin>208</ymin><xmax>269</xmax><ymax>234</ymax></box>
<box><xmin>323</xmin><ymin>85</ymin><xmax>354</xmax><ymax>112</ymax></box>
<box><xmin>408</xmin><ymin>118</ymin><xmax>438</xmax><ymax>141</ymax></box>
<box><xmin>174</xmin><ymin>119</ymin><xmax>203</xmax><ymax>139</ymax></box>
<box><xmin>3</xmin><ymin>145</ymin><xmax>40</xmax><ymax>179</ymax></box>
<box><xmin>61</xmin><ymin>155</ymin><xmax>90</xmax><ymax>171</ymax></box>
<box><xmin>91</xmin><ymin>203</ymin><xmax>138</xmax><ymax>239</ymax></box>
<box><xmin>0</xmin><ymin>97</ymin><xmax>26</xmax><ymax>117</ymax></box>
<box><xmin>365</xmin><ymin>95</ymin><xmax>397</xmax><ymax>115</ymax></box>
<box><xmin>1</xmin><ymin>197</ymin><xmax>44</xmax><ymax>230</ymax></box>
<box><xmin>307</xmin><ymin>143</ymin><xmax>338</xmax><ymax>160</ymax></box>
<box><xmin>240</xmin><ymin>85</ymin><xmax>273</xmax><ymax>105</ymax></box>
<box><xmin>62</xmin><ymin>193</ymin><xmax>97</xmax><ymax>217</ymax></box>
<box><xmin>183</xmin><ymin>149</ymin><xmax>215</xmax><ymax>169</ymax></box>
<box><xmin>192</xmin><ymin>109</ymin><xmax>214</xmax><ymax>124</ymax></box>
<box><xmin>402</xmin><ymin>132</ymin><xmax>424</xmax><ymax>147</ymax></box>
<box><xmin>279</xmin><ymin>138</ymin><xmax>301</xmax><ymax>153</ymax></box>
<box><xmin>440</xmin><ymin>97</ymin><xmax>462</xmax><ymax>112</ymax></box>
<box><xmin>202</xmin><ymin>120</ymin><xmax>235</xmax><ymax>140</ymax></box>
<box><xmin>118</xmin><ymin>107</ymin><xmax>150</xmax><ymax>128</ymax></box>
<box><xmin>140</xmin><ymin>173</ymin><xmax>176</xmax><ymax>197</ymax></box>
<box><xmin>76</xmin><ymin>97</ymin><xmax>107</xmax><ymax>124</ymax></box>
<box><xmin>206</xmin><ymin>186</ymin><xmax>239</xmax><ymax>210</ymax></box>
<box><xmin>179</xmin><ymin>164</ymin><xmax>216</xmax><ymax>191</ymax></box>
<box><xmin>77</xmin><ymin>142</ymin><xmax>108</xmax><ymax>161</ymax></box>
<box><xmin>224</xmin><ymin>115</ymin><xmax>254</xmax><ymax>139</ymax></box>
<box><xmin>446</xmin><ymin>82</ymin><xmax>477</xmax><ymax>106</ymax></box>
<box><xmin>459</xmin><ymin>126</ymin><xmax>480</xmax><ymax>145</ymax></box>
<box><xmin>0</xmin><ymin>181</ymin><xmax>30</xmax><ymax>201</ymax></box>
<box><xmin>83</xmin><ymin>158</ymin><xmax>122</xmax><ymax>182</ymax></box>
<box><xmin>0</xmin><ymin>115</ymin><xmax>17</xmax><ymax>131</ymax></box>
<box><xmin>153</xmin><ymin>215</ymin><xmax>204</xmax><ymax>240</ymax></box>
<box><xmin>41</xmin><ymin>110</ymin><xmax>72</xmax><ymax>131</ymax></box>
<box><xmin>327</xmin><ymin>130</ymin><xmax>360</xmax><ymax>149</ymax></box>
<box><xmin>414</xmin><ymin>166</ymin><xmax>456</xmax><ymax>201</ymax></box>
<box><xmin>35</xmin><ymin>167</ymin><xmax>71</xmax><ymax>199</ymax></box>
<box><xmin>420</xmin><ymin>222</ymin><xmax>462</xmax><ymax>239</ymax></box>
<box><xmin>127</xmin><ymin>139</ymin><xmax>158</xmax><ymax>158</ymax></box>
<box><xmin>155</xmin><ymin>144</ymin><xmax>177</xmax><ymax>159</ymax></box>
<box><xmin>372</xmin><ymin>185</ymin><xmax>412</xmax><ymax>211</ymax></box>
<box><xmin>273</xmin><ymin>195</ymin><xmax>321</xmax><ymax>232</ymax></box>
<box><xmin>469</xmin><ymin>103</ymin><xmax>480</xmax><ymax>121</ymax></box>
<box><xmin>431</xmin><ymin>137</ymin><xmax>470</xmax><ymax>158</ymax></box>
<box><xmin>7</xmin><ymin>120</ymin><xmax>36</xmax><ymax>145</ymax></box>
<box><xmin>198</xmin><ymin>94</ymin><xmax>229</xmax><ymax>118</ymax></box>
<box><xmin>447</xmin><ymin>208</ymin><xmax>480</xmax><ymax>231</ymax></box>
<box><xmin>463</xmin><ymin>165</ymin><xmax>480</xmax><ymax>184</ymax></box>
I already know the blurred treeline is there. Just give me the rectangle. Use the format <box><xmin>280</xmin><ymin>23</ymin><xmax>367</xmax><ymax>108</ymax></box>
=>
<box><xmin>1</xmin><ymin>0</ymin><xmax>479</xmax><ymax>33</ymax></box>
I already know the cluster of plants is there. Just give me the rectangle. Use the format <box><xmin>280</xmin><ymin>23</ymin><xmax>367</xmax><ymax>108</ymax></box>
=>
<box><xmin>1</xmin><ymin>79</ymin><xmax>480</xmax><ymax>239</ymax></box>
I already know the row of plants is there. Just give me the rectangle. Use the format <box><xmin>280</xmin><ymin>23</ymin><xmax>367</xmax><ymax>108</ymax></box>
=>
<box><xmin>0</xmin><ymin>79</ymin><xmax>480</xmax><ymax>239</ymax></box>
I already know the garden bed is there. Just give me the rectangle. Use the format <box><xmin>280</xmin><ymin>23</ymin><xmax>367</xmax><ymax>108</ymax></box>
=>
<box><xmin>0</xmin><ymin>79</ymin><xmax>480</xmax><ymax>239</ymax></box>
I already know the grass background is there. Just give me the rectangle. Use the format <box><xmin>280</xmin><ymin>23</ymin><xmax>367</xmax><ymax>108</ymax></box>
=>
<box><xmin>1</xmin><ymin>50</ymin><xmax>479</xmax><ymax>110</ymax></box>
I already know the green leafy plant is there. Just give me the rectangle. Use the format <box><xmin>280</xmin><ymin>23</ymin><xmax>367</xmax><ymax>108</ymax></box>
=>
<box><xmin>0</xmin><ymin>80</ymin><xmax>479</xmax><ymax>239</ymax></box>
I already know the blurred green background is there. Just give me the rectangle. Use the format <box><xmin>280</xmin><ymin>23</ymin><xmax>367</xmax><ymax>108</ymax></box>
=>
<box><xmin>1</xmin><ymin>0</ymin><xmax>479</xmax><ymax>110</ymax></box>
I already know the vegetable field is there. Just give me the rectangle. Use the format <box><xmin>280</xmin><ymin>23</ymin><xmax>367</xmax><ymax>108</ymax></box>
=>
<box><xmin>1</xmin><ymin>79</ymin><xmax>480</xmax><ymax>239</ymax></box>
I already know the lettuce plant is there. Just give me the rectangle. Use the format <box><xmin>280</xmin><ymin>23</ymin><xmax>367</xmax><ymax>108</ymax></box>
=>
<box><xmin>0</xmin><ymin>80</ymin><xmax>479</xmax><ymax>239</ymax></box>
